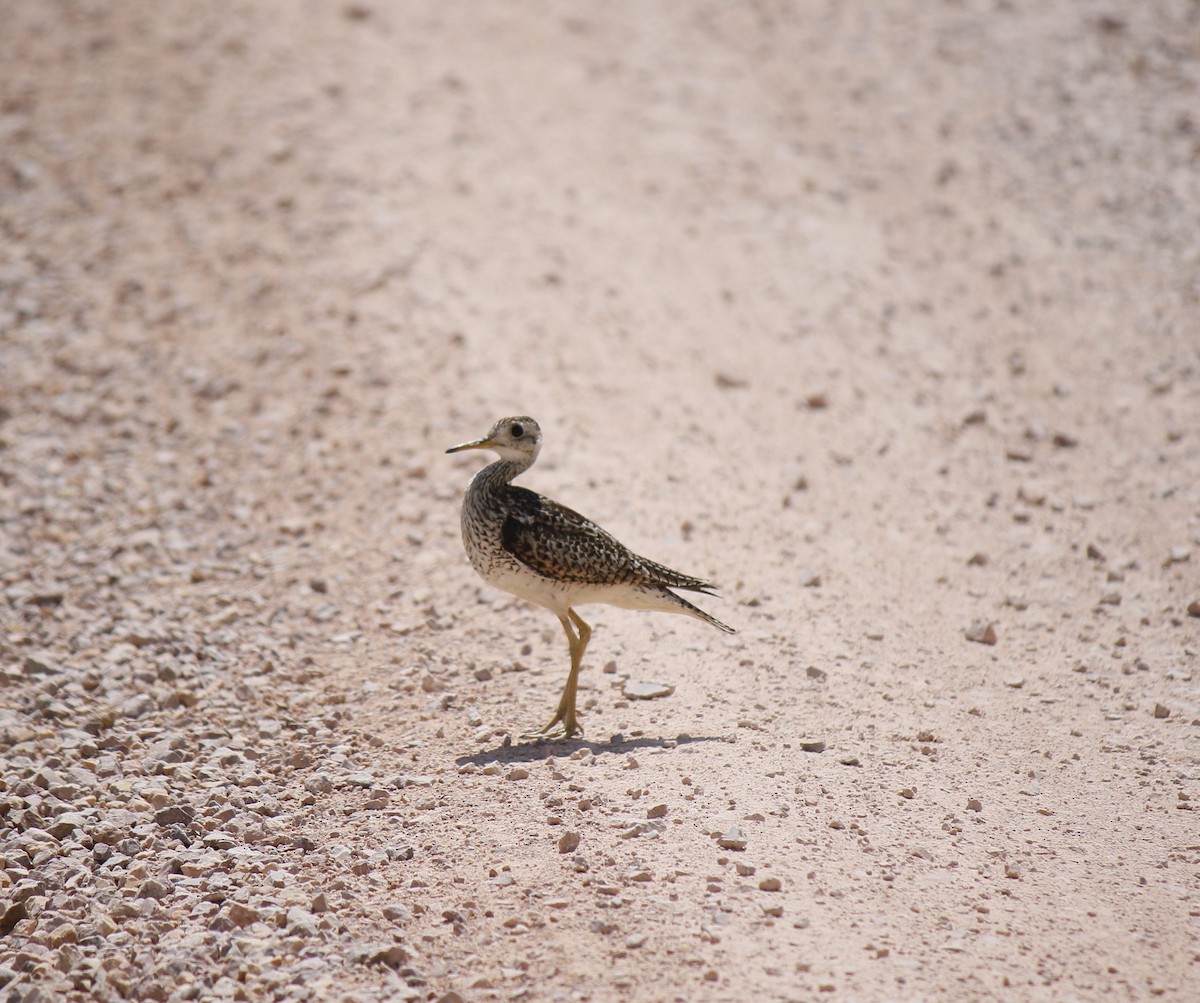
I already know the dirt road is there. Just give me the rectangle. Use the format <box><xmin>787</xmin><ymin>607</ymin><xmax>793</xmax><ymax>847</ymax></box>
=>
<box><xmin>2</xmin><ymin>3</ymin><xmax>1198</xmax><ymax>1000</ymax></box>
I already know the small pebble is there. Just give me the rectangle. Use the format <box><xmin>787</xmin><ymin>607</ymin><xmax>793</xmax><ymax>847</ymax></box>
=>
<box><xmin>965</xmin><ymin>620</ymin><xmax>998</xmax><ymax>645</ymax></box>
<box><xmin>46</xmin><ymin>923</ymin><xmax>79</xmax><ymax>948</ymax></box>
<box><xmin>227</xmin><ymin>902</ymin><xmax>259</xmax><ymax>927</ymax></box>
<box><xmin>759</xmin><ymin>877</ymin><xmax>782</xmax><ymax>892</ymax></box>
<box><xmin>1153</xmin><ymin>703</ymin><xmax>1170</xmax><ymax>719</ymax></box>
<box><xmin>557</xmin><ymin>831</ymin><xmax>581</xmax><ymax>854</ymax></box>
<box><xmin>717</xmin><ymin>826</ymin><xmax>748</xmax><ymax>851</ymax></box>
<box><xmin>382</xmin><ymin>903</ymin><xmax>412</xmax><ymax>922</ymax></box>
<box><xmin>286</xmin><ymin>906</ymin><xmax>319</xmax><ymax>937</ymax></box>
<box><xmin>153</xmin><ymin>805</ymin><xmax>192</xmax><ymax>827</ymax></box>
<box><xmin>623</xmin><ymin>680</ymin><xmax>674</xmax><ymax>700</ymax></box>
<box><xmin>136</xmin><ymin>878</ymin><xmax>173</xmax><ymax>900</ymax></box>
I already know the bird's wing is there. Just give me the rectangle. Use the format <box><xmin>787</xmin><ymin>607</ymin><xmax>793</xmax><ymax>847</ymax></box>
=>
<box><xmin>500</xmin><ymin>486</ymin><xmax>717</xmax><ymax>590</ymax></box>
<box><xmin>501</xmin><ymin>487</ymin><xmax>637</xmax><ymax>584</ymax></box>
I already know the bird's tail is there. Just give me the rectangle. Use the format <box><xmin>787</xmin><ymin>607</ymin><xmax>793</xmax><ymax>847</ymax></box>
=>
<box><xmin>664</xmin><ymin>588</ymin><xmax>736</xmax><ymax>634</ymax></box>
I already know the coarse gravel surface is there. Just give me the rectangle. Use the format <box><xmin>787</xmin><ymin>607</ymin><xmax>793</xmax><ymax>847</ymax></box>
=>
<box><xmin>2</xmin><ymin>2</ymin><xmax>1199</xmax><ymax>1002</ymax></box>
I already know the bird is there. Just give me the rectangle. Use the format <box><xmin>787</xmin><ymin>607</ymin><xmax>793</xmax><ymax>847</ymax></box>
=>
<box><xmin>446</xmin><ymin>415</ymin><xmax>734</xmax><ymax>740</ymax></box>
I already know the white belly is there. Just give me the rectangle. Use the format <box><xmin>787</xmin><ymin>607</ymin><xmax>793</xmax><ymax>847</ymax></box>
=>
<box><xmin>480</xmin><ymin>561</ymin><xmax>574</xmax><ymax>614</ymax></box>
<box><xmin>483</xmin><ymin>564</ymin><xmax>681</xmax><ymax>620</ymax></box>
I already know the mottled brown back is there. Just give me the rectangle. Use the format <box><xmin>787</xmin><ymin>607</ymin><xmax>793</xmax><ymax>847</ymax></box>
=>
<box><xmin>500</xmin><ymin>486</ymin><xmax>716</xmax><ymax>592</ymax></box>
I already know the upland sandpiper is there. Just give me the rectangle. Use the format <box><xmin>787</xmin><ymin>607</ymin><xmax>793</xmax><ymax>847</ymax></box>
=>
<box><xmin>447</xmin><ymin>416</ymin><xmax>734</xmax><ymax>740</ymax></box>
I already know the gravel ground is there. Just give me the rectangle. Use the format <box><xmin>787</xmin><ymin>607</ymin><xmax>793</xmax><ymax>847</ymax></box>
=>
<box><xmin>2</xmin><ymin>2</ymin><xmax>1199</xmax><ymax>1001</ymax></box>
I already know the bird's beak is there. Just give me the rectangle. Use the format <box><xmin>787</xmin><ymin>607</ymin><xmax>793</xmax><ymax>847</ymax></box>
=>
<box><xmin>445</xmin><ymin>436</ymin><xmax>496</xmax><ymax>454</ymax></box>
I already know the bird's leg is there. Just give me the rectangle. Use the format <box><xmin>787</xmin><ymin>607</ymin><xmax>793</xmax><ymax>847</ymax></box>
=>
<box><xmin>524</xmin><ymin>611</ymin><xmax>590</xmax><ymax>740</ymax></box>
<box><xmin>568</xmin><ymin>608</ymin><xmax>592</xmax><ymax>664</ymax></box>
<box><xmin>555</xmin><ymin>610</ymin><xmax>591</xmax><ymax>736</ymax></box>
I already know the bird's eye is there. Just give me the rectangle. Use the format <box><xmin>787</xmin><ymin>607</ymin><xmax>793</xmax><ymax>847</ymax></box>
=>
<box><xmin>511</xmin><ymin>423</ymin><xmax>524</xmax><ymax>439</ymax></box>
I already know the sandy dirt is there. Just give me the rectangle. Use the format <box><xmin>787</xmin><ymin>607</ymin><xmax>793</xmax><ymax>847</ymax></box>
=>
<box><xmin>2</xmin><ymin>2</ymin><xmax>1199</xmax><ymax>1001</ymax></box>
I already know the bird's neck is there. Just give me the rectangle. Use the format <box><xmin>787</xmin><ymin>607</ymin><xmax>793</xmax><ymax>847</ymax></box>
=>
<box><xmin>469</xmin><ymin>457</ymin><xmax>530</xmax><ymax>497</ymax></box>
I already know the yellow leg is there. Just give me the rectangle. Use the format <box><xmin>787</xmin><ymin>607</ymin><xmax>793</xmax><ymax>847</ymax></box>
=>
<box><xmin>556</xmin><ymin>610</ymin><xmax>591</xmax><ymax>734</ymax></box>
<box><xmin>524</xmin><ymin>609</ymin><xmax>591</xmax><ymax>741</ymax></box>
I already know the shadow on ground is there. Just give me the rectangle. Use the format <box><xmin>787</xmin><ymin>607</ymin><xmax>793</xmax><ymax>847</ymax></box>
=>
<box><xmin>455</xmin><ymin>733</ymin><xmax>723</xmax><ymax>768</ymax></box>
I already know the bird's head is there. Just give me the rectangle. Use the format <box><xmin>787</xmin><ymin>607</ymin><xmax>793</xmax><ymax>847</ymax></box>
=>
<box><xmin>446</xmin><ymin>415</ymin><xmax>543</xmax><ymax>463</ymax></box>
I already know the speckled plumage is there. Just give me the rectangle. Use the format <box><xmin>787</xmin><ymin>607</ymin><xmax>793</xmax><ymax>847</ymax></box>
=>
<box><xmin>447</xmin><ymin>416</ymin><xmax>734</xmax><ymax>740</ymax></box>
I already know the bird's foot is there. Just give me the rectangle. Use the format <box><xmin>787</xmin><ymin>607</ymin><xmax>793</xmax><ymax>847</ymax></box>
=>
<box><xmin>521</xmin><ymin>714</ymin><xmax>584</xmax><ymax>743</ymax></box>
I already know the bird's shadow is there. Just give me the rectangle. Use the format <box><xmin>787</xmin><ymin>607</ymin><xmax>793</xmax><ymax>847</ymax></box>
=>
<box><xmin>455</xmin><ymin>733</ymin><xmax>722</xmax><ymax>768</ymax></box>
